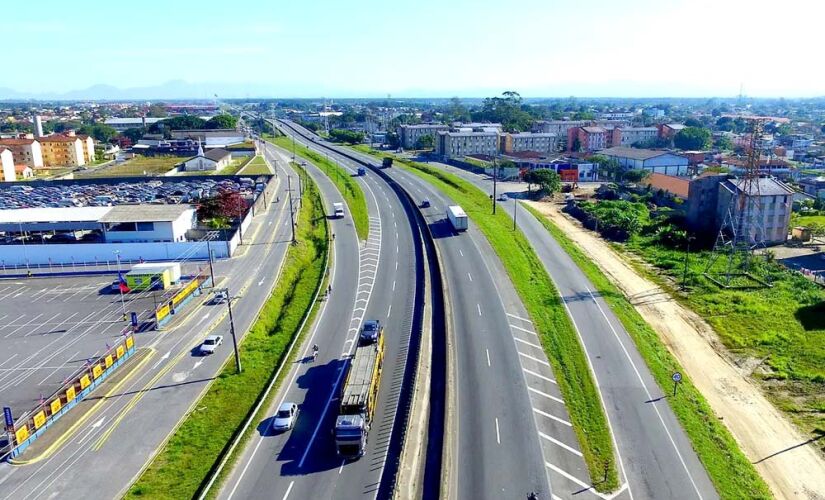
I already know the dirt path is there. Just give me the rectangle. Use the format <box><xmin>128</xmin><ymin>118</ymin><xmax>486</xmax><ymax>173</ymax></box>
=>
<box><xmin>526</xmin><ymin>200</ymin><xmax>825</xmax><ymax>500</ymax></box>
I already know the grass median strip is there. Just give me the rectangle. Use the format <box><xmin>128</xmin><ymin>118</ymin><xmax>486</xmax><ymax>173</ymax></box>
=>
<box><xmin>524</xmin><ymin>204</ymin><xmax>772</xmax><ymax>499</ymax></box>
<box><xmin>126</xmin><ymin>165</ymin><xmax>329</xmax><ymax>499</ymax></box>
<box><xmin>355</xmin><ymin>147</ymin><xmax>618</xmax><ymax>491</ymax></box>
<box><xmin>265</xmin><ymin>134</ymin><xmax>369</xmax><ymax>240</ymax></box>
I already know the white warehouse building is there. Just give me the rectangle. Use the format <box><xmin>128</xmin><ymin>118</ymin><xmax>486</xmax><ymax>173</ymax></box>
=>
<box><xmin>598</xmin><ymin>147</ymin><xmax>689</xmax><ymax>176</ymax></box>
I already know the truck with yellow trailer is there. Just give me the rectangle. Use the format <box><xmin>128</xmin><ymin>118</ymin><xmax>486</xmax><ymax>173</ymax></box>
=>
<box><xmin>335</xmin><ymin>329</ymin><xmax>384</xmax><ymax>459</ymax></box>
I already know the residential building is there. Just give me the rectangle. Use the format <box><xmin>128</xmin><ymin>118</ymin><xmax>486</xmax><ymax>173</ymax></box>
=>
<box><xmin>533</xmin><ymin>120</ymin><xmax>586</xmax><ymax>136</ymax></box>
<box><xmin>567</xmin><ymin>126</ymin><xmax>607</xmax><ymax>152</ymax></box>
<box><xmin>435</xmin><ymin>130</ymin><xmax>498</xmax><ymax>160</ymax></box>
<box><xmin>686</xmin><ymin>174</ymin><xmax>793</xmax><ymax>245</ymax></box>
<box><xmin>1</xmin><ymin>148</ymin><xmax>14</xmax><ymax>182</ymax></box>
<box><xmin>182</xmin><ymin>146</ymin><xmax>232</xmax><ymax>172</ymax></box>
<box><xmin>0</xmin><ymin>137</ymin><xmax>43</xmax><ymax>168</ymax></box>
<box><xmin>500</xmin><ymin>132</ymin><xmax>556</xmax><ymax>155</ymax></box>
<box><xmin>76</xmin><ymin>134</ymin><xmax>95</xmax><ymax>163</ymax></box>
<box><xmin>397</xmin><ymin>124</ymin><xmax>449</xmax><ymax>149</ymax></box>
<box><xmin>39</xmin><ymin>133</ymin><xmax>86</xmax><ymax>167</ymax></box>
<box><xmin>798</xmin><ymin>177</ymin><xmax>825</xmax><ymax>199</ymax></box>
<box><xmin>598</xmin><ymin>146</ymin><xmax>689</xmax><ymax>175</ymax></box>
<box><xmin>644</xmin><ymin>108</ymin><xmax>665</xmax><ymax>118</ymax></box>
<box><xmin>657</xmin><ymin>123</ymin><xmax>685</xmax><ymax>140</ymax></box>
<box><xmin>720</xmin><ymin>157</ymin><xmax>793</xmax><ymax>178</ymax></box>
<box><xmin>452</xmin><ymin>122</ymin><xmax>503</xmax><ymax>132</ymax></box>
<box><xmin>610</xmin><ymin>127</ymin><xmax>658</xmax><ymax>147</ymax></box>
<box><xmin>15</xmin><ymin>164</ymin><xmax>34</xmax><ymax>179</ymax></box>
<box><xmin>598</xmin><ymin>111</ymin><xmax>635</xmax><ymax>120</ymax></box>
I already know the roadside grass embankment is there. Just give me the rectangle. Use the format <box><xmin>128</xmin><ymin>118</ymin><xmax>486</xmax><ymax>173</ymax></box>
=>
<box><xmin>353</xmin><ymin>146</ymin><xmax>618</xmax><ymax>492</ymax></box>
<box><xmin>126</xmin><ymin>165</ymin><xmax>329</xmax><ymax>499</ymax></box>
<box><xmin>524</xmin><ymin>204</ymin><xmax>773</xmax><ymax>499</ymax></box>
<box><xmin>264</xmin><ymin>134</ymin><xmax>369</xmax><ymax>241</ymax></box>
<box><xmin>238</xmin><ymin>155</ymin><xmax>272</xmax><ymax>175</ymax></box>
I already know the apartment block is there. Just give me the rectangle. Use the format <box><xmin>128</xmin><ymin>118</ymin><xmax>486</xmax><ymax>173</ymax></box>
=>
<box><xmin>1</xmin><ymin>147</ymin><xmax>14</xmax><ymax>182</ymax></box>
<box><xmin>610</xmin><ymin>127</ymin><xmax>658</xmax><ymax>147</ymax></box>
<box><xmin>397</xmin><ymin>123</ymin><xmax>449</xmax><ymax>149</ymax></box>
<box><xmin>77</xmin><ymin>134</ymin><xmax>96</xmax><ymax>163</ymax></box>
<box><xmin>435</xmin><ymin>130</ymin><xmax>499</xmax><ymax>160</ymax></box>
<box><xmin>567</xmin><ymin>126</ymin><xmax>607</xmax><ymax>152</ymax></box>
<box><xmin>500</xmin><ymin>132</ymin><xmax>557</xmax><ymax>154</ymax></box>
<box><xmin>39</xmin><ymin>133</ymin><xmax>87</xmax><ymax>167</ymax></box>
<box><xmin>0</xmin><ymin>136</ymin><xmax>43</xmax><ymax>168</ymax></box>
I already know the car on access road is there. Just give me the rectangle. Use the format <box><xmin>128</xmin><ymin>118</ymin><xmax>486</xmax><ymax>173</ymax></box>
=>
<box><xmin>497</xmin><ymin>194</ymin><xmax>508</xmax><ymax>202</ymax></box>
<box><xmin>272</xmin><ymin>402</ymin><xmax>299</xmax><ymax>431</ymax></box>
<box><xmin>212</xmin><ymin>290</ymin><xmax>228</xmax><ymax>305</ymax></box>
<box><xmin>199</xmin><ymin>335</ymin><xmax>223</xmax><ymax>355</ymax></box>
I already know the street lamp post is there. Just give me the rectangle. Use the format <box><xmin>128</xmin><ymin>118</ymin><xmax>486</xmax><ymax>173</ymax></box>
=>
<box><xmin>492</xmin><ymin>157</ymin><xmax>498</xmax><ymax>215</ymax></box>
<box><xmin>215</xmin><ymin>287</ymin><xmax>241</xmax><ymax>373</ymax></box>
<box><xmin>205</xmin><ymin>233</ymin><xmax>216</xmax><ymax>287</ymax></box>
<box><xmin>287</xmin><ymin>175</ymin><xmax>296</xmax><ymax>244</ymax></box>
<box><xmin>513</xmin><ymin>197</ymin><xmax>518</xmax><ymax>231</ymax></box>
<box><xmin>114</xmin><ymin>250</ymin><xmax>126</xmax><ymax>319</ymax></box>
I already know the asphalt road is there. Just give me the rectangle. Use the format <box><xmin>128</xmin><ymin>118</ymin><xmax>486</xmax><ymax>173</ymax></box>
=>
<box><xmin>216</xmin><ymin>125</ymin><xmax>422</xmax><ymax>500</ymax></box>
<box><xmin>427</xmin><ymin>159</ymin><xmax>719</xmax><ymax>499</ymax></box>
<box><xmin>0</xmin><ymin>165</ymin><xmax>298</xmax><ymax>499</ymax></box>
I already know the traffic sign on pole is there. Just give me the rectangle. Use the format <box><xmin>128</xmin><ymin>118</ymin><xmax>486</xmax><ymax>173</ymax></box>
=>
<box><xmin>672</xmin><ymin>372</ymin><xmax>682</xmax><ymax>396</ymax></box>
<box><xmin>3</xmin><ymin>406</ymin><xmax>13</xmax><ymax>428</ymax></box>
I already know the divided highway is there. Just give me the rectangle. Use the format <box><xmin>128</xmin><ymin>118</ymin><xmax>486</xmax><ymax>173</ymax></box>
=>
<box><xmin>216</xmin><ymin>134</ymin><xmax>424</xmax><ymax>499</ymax></box>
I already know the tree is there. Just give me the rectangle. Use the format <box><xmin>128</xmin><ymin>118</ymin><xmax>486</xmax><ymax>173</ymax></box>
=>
<box><xmin>121</xmin><ymin>127</ymin><xmax>145</xmax><ymax>144</ymax></box>
<box><xmin>148</xmin><ymin>115</ymin><xmax>207</xmax><ymax>134</ymax></box>
<box><xmin>78</xmin><ymin>123</ymin><xmax>118</xmax><ymax>143</ymax></box>
<box><xmin>530</xmin><ymin>169</ymin><xmax>561</xmax><ymax>195</ymax></box>
<box><xmin>205</xmin><ymin>114</ymin><xmax>237</xmax><ymax>130</ymax></box>
<box><xmin>386</xmin><ymin>131</ymin><xmax>400</xmax><ymax>149</ymax></box>
<box><xmin>673</xmin><ymin>126</ymin><xmax>711</xmax><ymax>150</ymax></box>
<box><xmin>714</xmin><ymin>135</ymin><xmax>733</xmax><ymax>151</ymax></box>
<box><xmin>623</xmin><ymin>169</ymin><xmax>650</xmax><ymax>184</ymax></box>
<box><xmin>217</xmin><ymin>190</ymin><xmax>248</xmax><ymax>219</ymax></box>
<box><xmin>329</xmin><ymin>129</ymin><xmax>365</xmax><ymax>144</ymax></box>
<box><xmin>684</xmin><ymin>117</ymin><xmax>703</xmax><ymax>127</ymax></box>
<box><xmin>52</xmin><ymin>120</ymin><xmax>83</xmax><ymax>133</ymax></box>
<box><xmin>415</xmin><ymin>134</ymin><xmax>434</xmax><ymax>150</ymax></box>
<box><xmin>147</xmin><ymin>104</ymin><xmax>167</xmax><ymax>118</ymax></box>
<box><xmin>571</xmin><ymin>137</ymin><xmax>581</xmax><ymax>152</ymax></box>
<box><xmin>590</xmin><ymin>154</ymin><xmax>622</xmax><ymax>181</ymax></box>
<box><xmin>821</xmin><ymin>123</ymin><xmax>825</xmax><ymax>134</ymax></box>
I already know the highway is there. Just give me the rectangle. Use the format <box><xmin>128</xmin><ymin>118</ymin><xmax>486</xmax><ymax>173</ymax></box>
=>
<box><xmin>0</xmin><ymin>152</ymin><xmax>299</xmax><ymax>499</ymax></box>
<box><xmin>216</xmin><ymin>132</ymin><xmax>424</xmax><ymax>499</ymax></box>
<box><xmin>278</xmin><ymin>122</ymin><xmax>593</xmax><ymax>500</ymax></box>
<box><xmin>421</xmin><ymin>159</ymin><xmax>720</xmax><ymax>499</ymax></box>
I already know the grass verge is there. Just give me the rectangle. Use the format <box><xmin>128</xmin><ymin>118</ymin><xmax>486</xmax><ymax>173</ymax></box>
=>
<box><xmin>126</xmin><ymin>165</ymin><xmax>329</xmax><ymax>499</ymax></box>
<box><xmin>525</xmin><ymin>204</ymin><xmax>772</xmax><ymax>499</ymax></box>
<box><xmin>264</xmin><ymin>134</ymin><xmax>369</xmax><ymax>240</ymax></box>
<box><xmin>356</xmin><ymin>148</ymin><xmax>618</xmax><ymax>491</ymax></box>
<box><xmin>239</xmin><ymin>155</ymin><xmax>272</xmax><ymax>175</ymax></box>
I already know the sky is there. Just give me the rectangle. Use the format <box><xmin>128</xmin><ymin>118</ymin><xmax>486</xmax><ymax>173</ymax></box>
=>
<box><xmin>3</xmin><ymin>0</ymin><xmax>824</xmax><ymax>98</ymax></box>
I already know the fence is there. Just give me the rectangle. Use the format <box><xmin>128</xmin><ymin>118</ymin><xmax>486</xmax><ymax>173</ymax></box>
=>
<box><xmin>155</xmin><ymin>270</ymin><xmax>213</xmax><ymax>328</ymax></box>
<box><xmin>4</xmin><ymin>334</ymin><xmax>137</xmax><ymax>459</ymax></box>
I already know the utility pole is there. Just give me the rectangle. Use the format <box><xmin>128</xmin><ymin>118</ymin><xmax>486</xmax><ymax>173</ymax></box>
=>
<box><xmin>291</xmin><ymin>135</ymin><xmax>296</xmax><ymax>161</ymax></box>
<box><xmin>513</xmin><ymin>198</ymin><xmax>518</xmax><ymax>231</ymax></box>
<box><xmin>215</xmin><ymin>288</ymin><xmax>241</xmax><ymax>373</ymax></box>
<box><xmin>205</xmin><ymin>233</ymin><xmax>216</xmax><ymax>287</ymax></box>
<box><xmin>491</xmin><ymin>157</ymin><xmax>498</xmax><ymax>215</ymax></box>
<box><xmin>287</xmin><ymin>175</ymin><xmax>296</xmax><ymax>244</ymax></box>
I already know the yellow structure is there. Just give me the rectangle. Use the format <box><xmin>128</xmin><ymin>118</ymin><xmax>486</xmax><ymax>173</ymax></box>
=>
<box><xmin>125</xmin><ymin>264</ymin><xmax>172</xmax><ymax>291</ymax></box>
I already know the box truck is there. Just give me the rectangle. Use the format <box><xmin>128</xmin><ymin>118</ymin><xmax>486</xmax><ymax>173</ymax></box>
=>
<box><xmin>446</xmin><ymin>205</ymin><xmax>468</xmax><ymax>232</ymax></box>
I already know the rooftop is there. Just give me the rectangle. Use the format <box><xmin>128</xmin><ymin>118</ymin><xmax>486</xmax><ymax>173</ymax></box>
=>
<box><xmin>581</xmin><ymin>126</ymin><xmax>606</xmax><ymax>133</ymax></box>
<box><xmin>99</xmin><ymin>204</ymin><xmax>195</xmax><ymax>223</ymax></box>
<box><xmin>599</xmin><ymin>146</ymin><xmax>680</xmax><ymax>160</ymax></box>
<box><xmin>204</xmin><ymin>148</ymin><xmax>231</xmax><ymax>161</ymax></box>
<box><xmin>0</xmin><ymin>206</ymin><xmax>111</xmax><ymax>224</ymax></box>
<box><xmin>722</xmin><ymin>177</ymin><xmax>795</xmax><ymax>197</ymax></box>
<box><xmin>643</xmin><ymin>173</ymin><xmax>690</xmax><ymax>198</ymax></box>
<box><xmin>0</xmin><ymin>138</ymin><xmax>36</xmax><ymax>145</ymax></box>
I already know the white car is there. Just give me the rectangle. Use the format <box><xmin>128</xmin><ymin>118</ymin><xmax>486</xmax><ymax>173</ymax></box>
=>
<box><xmin>271</xmin><ymin>402</ymin><xmax>299</xmax><ymax>431</ymax></box>
<box><xmin>199</xmin><ymin>335</ymin><xmax>223</xmax><ymax>355</ymax></box>
<box><xmin>212</xmin><ymin>290</ymin><xmax>228</xmax><ymax>305</ymax></box>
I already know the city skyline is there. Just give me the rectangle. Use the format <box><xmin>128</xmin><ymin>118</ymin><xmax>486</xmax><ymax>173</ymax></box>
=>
<box><xmin>3</xmin><ymin>0</ymin><xmax>823</xmax><ymax>99</ymax></box>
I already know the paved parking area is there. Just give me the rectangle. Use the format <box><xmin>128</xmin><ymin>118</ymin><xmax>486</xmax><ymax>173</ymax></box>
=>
<box><xmin>0</xmin><ymin>275</ymin><xmax>158</xmax><ymax>419</ymax></box>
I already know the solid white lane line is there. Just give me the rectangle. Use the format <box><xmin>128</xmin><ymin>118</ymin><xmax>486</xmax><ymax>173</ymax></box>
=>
<box><xmin>37</xmin><ymin>350</ymin><xmax>80</xmax><ymax>385</ymax></box>
<box><xmin>486</xmin><ymin>348</ymin><xmax>491</xmax><ymax>367</ymax></box>
<box><xmin>539</xmin><ymin>431</ymin><xmax>583</xmax><ymax>457</ymax></box>
<box><xmin>528</xmin><ymin>386</ymin><xmax>565</xmax><ymax>404</ymax></box>
<box><xmin>477</xmin><ymin>304</ymin><xmax>482</xmax><ymax>316</ymax></box>
<box><xmin>513</xmin><ymin>336</ymin><xmax>542</xmax><ymax>349</ymax></box>
<box><xmin>495</xmin><ymin>417</ymin><xmax>501</xmax><ymax>444</ymax></box>
<box><xmin>523</xmin><ymin>368</ymin><xmax>557</xmax><ymax>384</ymax></box>
<box><xmin>282</xmin><ymin>481</ymin><xmax>295</xmax><ymax>500</ymax></box>
<box><xmin>533</xmin><ymin>407</ymin><xmax>572</xmax><ymax>427</ymax></box>
<box><xmin>507</xmin><ymin>312</ymin><xmax>533</xmax><ymax>323</ymax></box>
<box><xmin>518</xmin><ymin>351</ymin><xmax>551</xmax><ymax>367</ymax></box>
<box><xmin>0</xmin><ymin>353</ymin><xmax>18</xmax><ymax>368</ymax></box>
<box><xmin>510</xmin><ymin>323</ymin><xmax>537</xmax><ymax>335</ymax></box>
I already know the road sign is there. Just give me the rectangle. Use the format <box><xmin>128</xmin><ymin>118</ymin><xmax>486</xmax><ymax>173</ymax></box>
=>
<box><xmin>672</xmin><ymin>372</ymin><xmax>682</xmax><ymax>383</ymax></box>
<box><xmin>3</xmin><ymin>406</ymin><xmax>13</xmax><ymax>428</ymax></box>
<box><xmin>130</xmin><ymin>312</ymin><xmax>138</xmax><ymax>327</ymax></box>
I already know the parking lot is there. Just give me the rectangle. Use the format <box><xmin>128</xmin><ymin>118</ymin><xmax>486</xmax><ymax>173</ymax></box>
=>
<box><xmin>0</xmin><ymin>275</ymin><xmax>158</xmax><ymax>419</ymax></box>
<box><xmin>0</xmin><ymin>176</ymin><xmax>265</xmax><ymax>211</ymax></box>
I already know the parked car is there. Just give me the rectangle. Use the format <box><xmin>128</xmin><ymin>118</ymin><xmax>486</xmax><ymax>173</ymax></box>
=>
<box><xmin>271</xmin><ymin>402</ymin><xmax>299</xmax><ymax>431</ymax></box>
<box><xmin>199</xmin><ymin>335</ymin><xmax>223</xmax><ymax>355</ymax></box>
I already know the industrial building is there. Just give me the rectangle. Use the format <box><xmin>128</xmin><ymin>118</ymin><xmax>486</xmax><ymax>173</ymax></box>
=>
<box><xmin>598</xmin><ymin>147</ymin><xmax>689</xmax><ymax>176</ymax></box>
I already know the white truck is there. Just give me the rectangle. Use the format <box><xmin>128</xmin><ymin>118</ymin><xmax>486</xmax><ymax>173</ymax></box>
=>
<box><xmin>333</xmin><ymin>202</ymin><xmax>345</xmax><ymax>218</ymax></box>
<box><xmin>446</xmin><ymin>205</ymin><xmax>468</xmax><ymax>232</ymax></box>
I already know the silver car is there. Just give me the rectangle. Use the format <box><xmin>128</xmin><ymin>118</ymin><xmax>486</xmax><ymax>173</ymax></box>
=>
<box><xmin>272</xmin><ymin>402</ymin><xmax>299</xmax><ymax>431</ymax></box>
<box><xmin>199</xmin><ymin>335</ymin><xmax>223</xmax><ymax>355</ymax></box>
